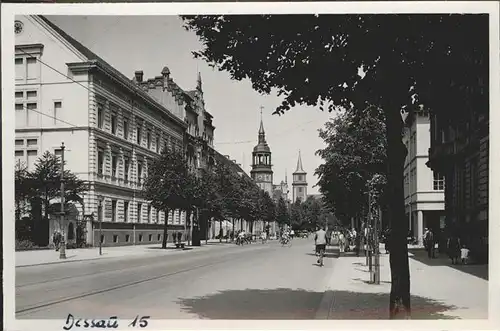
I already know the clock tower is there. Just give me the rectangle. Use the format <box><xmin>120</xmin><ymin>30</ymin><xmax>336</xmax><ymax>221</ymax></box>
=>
<box><xmin>250</xmin><ymin>110</ymin><xmax>273</xmax><ymax>197</ymax></box>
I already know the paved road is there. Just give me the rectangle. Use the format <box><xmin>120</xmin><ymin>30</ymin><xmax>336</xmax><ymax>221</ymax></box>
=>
<box><xmin>16</xmin><ymin>239</ymin><xmax>339</xmax><ymax>319</ymax></box>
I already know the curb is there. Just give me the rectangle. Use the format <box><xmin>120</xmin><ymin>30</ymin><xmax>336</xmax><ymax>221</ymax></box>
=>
<box><xmin>15</xmin><ymin>241</ymin><xmax>241</xmax><ymax>268</ymax></box>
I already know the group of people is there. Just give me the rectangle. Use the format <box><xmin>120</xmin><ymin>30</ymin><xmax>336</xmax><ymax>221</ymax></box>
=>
<box><xmin>421</xmin><ymin>228</ymin><xmax>471</xmax><ymax>265</ymax></box>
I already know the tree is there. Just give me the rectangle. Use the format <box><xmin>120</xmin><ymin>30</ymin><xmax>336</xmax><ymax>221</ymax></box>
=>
<box><xmin>182</xmin><ymin>14</ymin><xmax>487</xmax><ymax>318</ymax></box>
<box><xmin>302</xmin><ymin>196</ymin><xmax>323</xmax><ymax>231</ymax></box>
<box><xmin>15</xmin><ymin>161</ymin><xmax>31</xmax><ymax>223</ymax></box>
<box><xmin>275</xmin><ymin>196</ymin><xmax>290</xmax><ymax>230</ymax></box>
<box><xmin>316</xmin><ymin>107</ymin><xmax>387</xmax><ymax>227</ymax></box>
<box><xmin>143</xmin><ymin>147</ymin><xmax>188</xmax><ymax>249</ymax></box>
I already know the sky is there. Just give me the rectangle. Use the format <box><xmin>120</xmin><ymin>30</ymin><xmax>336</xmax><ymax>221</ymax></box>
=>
<box><xmin>47</xmin><ymin>15</ymin><xmax>336</xmax><ymax>195</ymax></box>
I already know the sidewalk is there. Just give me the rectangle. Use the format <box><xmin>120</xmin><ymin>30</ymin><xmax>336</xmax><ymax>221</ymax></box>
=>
<box><xmin>321</xmin><ymin>249</ymin><xmax>488</xmax><ymax>319</ymax></box>
<box><xmin>15</xmin><ymin>239</ymin><xmax>237</xmax><ymax>268</ymax></box>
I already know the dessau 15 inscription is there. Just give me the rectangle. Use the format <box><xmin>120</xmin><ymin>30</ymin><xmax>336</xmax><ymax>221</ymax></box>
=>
<box><xmin>63</xmin><ymin>314</ymin><xmax>150</xmax><ymax>330</ymax></box>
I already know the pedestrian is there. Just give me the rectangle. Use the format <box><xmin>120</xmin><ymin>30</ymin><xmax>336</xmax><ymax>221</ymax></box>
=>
<box><xmin>338</xmin><ymin>231</ymin><xmax>345</xmax><ymax>253</ymax></box>
<box><xmin>447</xmin><ymin>234</ymin><xmax>461</xmax><ymax>265</ymax></box>
<box><xmin>425</xmin><ymin>229</ymin><xmax>435</xmax><ymax>258</ymax></box>
<box><xmin>53</xmin><ymin>231</ymin><xmax>60</xmax><ymax>251</ymax></box>
<box><xmin>460</xmin><ymin>244</ymin><xmax>470</xmax><ymax>265</ymax></box>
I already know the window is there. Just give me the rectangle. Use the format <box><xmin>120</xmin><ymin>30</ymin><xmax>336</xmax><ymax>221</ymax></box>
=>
<box><xmin>137</xmin><ymin>203</ymin><xmax>142</xmax><ymax>222</ymax></box>
<box><xmin>113</xmin><ymin>235</ymin><xmax>118</xmax><ymax>243</ymax></box>
<box><xmin>156</xmin><ymin>136</ymin><xmax>160</xmax><ymax>153</ymax></box>
<box><xmin>124</xmin><ymin>156</ymin><xmax>130</xmax><ymax>181</ymax></box>
<box><xmin>97</xmin><ymin>149</ymin><xmax>104</xmax><ymax>175</ymax></box>
<box><xmin>156</xmin><ymin>209</ymin><xmax>160</xmax><ymax>223</ymax></box>
<box><xmin>97</xmin><ymin>104</ymin><xmax>104</xmax><ymax>129</ymax></box>
<box><xmin>137</xmin><ymin>160</ymin><xmax>143</xmax><ymax>184</ymax></box>
<box><xmin>15</xmin><ymin>139</ymin><xmax>23</xmax><ymax>147</ymax></box>
<box><xmin>157</xmin><ymin>234</ymin><xmax>161</xmax><ymax>241</ymax></box>
<box><xmin>111</xmin><ymin>153</ymin><xmax>118</xmax><ymax>178</ymax></box>
<box><xmin>123</xmin><ymin>117</ymin><xmax>129</xmax><ymax>140</ymax></box>
<box><xmin>124</xmin><ymin>201</ymin><xmax>129</xmax><ymax>222</ymax></box>
<box><xmin>147</xmin><ymin>205</ymin><xmax>152</xmax><ymax>223</ymax></box>
<box><xmin>126</xmin><ymin>234</ymin><xmax>130</xmax><ymax>242</ymax></box>
<box><xmin>15</xmin><ymin>58</ymin><xmax>25</xmax><ymax>80</ymax></box>
<box><xmin>15</xmin><ymin>90</ymin><xmax>39</xmax><ymax>127</ymax></box>
<box><xmin>147</xmin><ymin>130</ymin><xmax>152</xmax><ymax>149</ymax></box>
<box><xmin>27</xmin><ymin>139</ymin><xmax>37</xmax><ymax>147</ymax></box>
<box><xmin>111</xmin><ymin>200</ymin><xmax>117</xmax><ymax>222</ymax></box>
<box><xmin>54</xmin><ymin>101</ymin><xmax>62</xmax><ymax>125</ymax></box>
<box><xmin>298</xmin><ymin>187</ymin><xmax>303</xmax><ymax>193</ymax></box>
<box><xmin>15</xmin><ymin>151</ymin><xmax>24</xmax><ymax>165</ymax></box>
<box><xmin>149</xmin><ymin>234</ymin><xmax>153</xmax><ymax>242</ymax></box>
<box><xmin>111</xmin><ymin>112</ymin><xmax>117</xmax><ymax>135</ymax></box>
<box><xmin>433</xmin><ymin>172</ymin><xmax>445</xmax><ymax>191</ymax></box>
<box><xmin>136</xmin><ymin>119</ymin><xmax>142</xmax><ymax>145</ymax></box>
<box><xmin>139</xmin><ymin>234</ymin><xmax>143</xmax><ymax>242</ymax></box>
<box><xmin>27</xmin><ymin>58</ymin><xmax>37</xmax><ymax>80</ymax></box>
<box><xmin>26</xmin><ymin>150</ymin><xmax>37</xmax><ymax>170</ymax></box>
<box><xmin>100</xmin><ymin>235</ymin><xmax>105</xmax><ymax>244</ymax></box>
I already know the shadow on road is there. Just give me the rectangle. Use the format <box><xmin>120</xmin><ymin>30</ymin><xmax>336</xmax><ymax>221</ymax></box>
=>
<box><xmin>177</xmin><ymin>288</ymin><xmax>461</xmax><ymax>319</ymax></box>
<box><xmin>305</xmin><ymin>246</ymin><xmax>340</xmax><ymax>259</ymax></box>
<box><xmin>408</xmin><ymin>248</ymin><xmax>488</xmax><ymax>281</ymax></box>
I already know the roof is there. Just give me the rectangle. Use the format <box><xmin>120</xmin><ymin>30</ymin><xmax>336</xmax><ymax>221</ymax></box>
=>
<box><xmin>293</xmin><ymin>150</ymin><xmax>306</xmax><ymax>174</ymax></box>
<box><xmin>37</xmin><ymin>16</ymin><xmax>186</xmax><ymax>129</ymax></box>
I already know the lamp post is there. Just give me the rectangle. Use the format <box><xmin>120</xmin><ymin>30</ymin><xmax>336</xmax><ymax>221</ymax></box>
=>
<box><xmin>98</xmin><ymin>195</ymin><xmax>103</xmax><ymax>255</ymax></box>
<box><xmin>59</xmin><ymin>142</ymin><xmax>67</xmax><ymax>259</ymax></box>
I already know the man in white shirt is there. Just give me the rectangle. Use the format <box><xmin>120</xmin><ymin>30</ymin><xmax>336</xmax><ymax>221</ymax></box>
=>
<box><xmin>290</xmin><ymin>229</ymin><xmax>295</xmax><ymax>239</ymax></box>
<box><xmin>315</xmin><ymin>226</ymin><xmax>327</xmax><ymax>266</ymax></box>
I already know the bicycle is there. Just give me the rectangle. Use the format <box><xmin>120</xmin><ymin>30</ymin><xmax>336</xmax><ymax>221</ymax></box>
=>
<box><xmin>280</xmin><ymin>237</ymin><xmax>292</xmax><ymax>247</ymax></box>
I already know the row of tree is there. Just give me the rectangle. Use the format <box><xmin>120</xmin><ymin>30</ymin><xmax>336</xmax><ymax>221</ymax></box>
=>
<box><xmin>315</xmin><ymin>106</ymin><xmax>388</xmax><ymax>229</ymax></box>
<box><xmin>181</xmin><ymin>14</ymin><xmax>487</xmax><ymax>318</ymax></box>
<box><xmin>142</xmin><ymin>147</ymin><xmax>285</xmax><ymax>248</ymax></box>
<box><xmin>287</xmin><ymin>196</ymin><xmax>337</xmax><ymax>232</ymax></box>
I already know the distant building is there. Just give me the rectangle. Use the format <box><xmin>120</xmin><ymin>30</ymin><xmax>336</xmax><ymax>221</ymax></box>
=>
<box><xmin>272</xmin><ymin>171</ymin><xmax>289</xmax><ymax>203</ymax></box>
<box><xmin>292</xmin><ymin>151</ymin><xmax>308</xmax><ymax>202</ymax></box>
<box><xmin>403</xmin><ymin>106</ymin><xmax>445</xmax><ymax>246</ymax></box>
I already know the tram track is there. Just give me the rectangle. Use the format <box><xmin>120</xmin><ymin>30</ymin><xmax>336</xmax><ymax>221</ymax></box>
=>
<box><xmin>15</xmin><ymin>244</ymin><xmax>275</xmax><ymax>315</ymax></box>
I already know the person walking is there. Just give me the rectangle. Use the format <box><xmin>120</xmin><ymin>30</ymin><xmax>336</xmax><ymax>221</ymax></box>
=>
<box><xmin>314</xmin><ymin>226</ymin><xmax>327</xmax><ymax>266</ymax></box>
<box><xmin>425</xmin><ymin>229</ymin><xmax>435</xmax><ymax>258</ymax></box>
<box><xmin>338</xmin><ymin>231</ymin><xmax>345</xmax><ymax>253</ymax></box>
<box><xmin>447</xmin><ymin>234</ymin><xmax>461</xmax><ymax>265</ymax></box>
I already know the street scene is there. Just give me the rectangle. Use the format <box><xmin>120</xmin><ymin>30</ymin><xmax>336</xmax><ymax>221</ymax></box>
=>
<box><xmin>10</xmin><ymin>8</ymin><xmax>491</xmax><ymax>323</ymax></box>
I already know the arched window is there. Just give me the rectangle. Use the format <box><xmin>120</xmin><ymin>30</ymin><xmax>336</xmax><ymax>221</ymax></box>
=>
<box><xmin>68</xmin><ymin>222</ymin><xmax>75</xmax><ymax>240</ymax></box>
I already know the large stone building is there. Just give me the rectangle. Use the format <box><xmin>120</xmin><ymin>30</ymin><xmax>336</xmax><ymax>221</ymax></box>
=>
<box><xmin>426</xmin><ymin>96</ymin><xmax>489</xmax><ymax>262</ymax></box>
<box><xmin>403</xmin><ymin>106</ymin><xmax>445</xmax><ymax>246</ymax></box>
<box><xmin>13</xmin><ymin>15</ymin><xmax>215</xmax><ymax>247</ymax></box>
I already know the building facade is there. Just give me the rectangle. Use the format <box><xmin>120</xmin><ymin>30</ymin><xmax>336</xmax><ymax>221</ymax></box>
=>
<box><xmin>426</xmin><ymin>98</ymin><xmax>489</xmax><ymax>262</ymax></box>
<box><xmin>292</xmin><ymin>151</ymin><xmax>307</xmax><ymax>202</ymax></box>
<box><xmin>403</xmin><ymin>106</ymin><xmax>445</xmax><ymax>245</ymax></box>
<box><xmin>14</xmin><ymin>15</ymin><xmax>212</xmax><ymax>247</ymax></box>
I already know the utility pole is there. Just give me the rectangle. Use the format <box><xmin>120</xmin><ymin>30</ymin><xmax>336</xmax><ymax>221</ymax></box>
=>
<box><xmin>98</xmin><ymin>195</ymin><xmax>103</xmax><ymax>255</ymax></box>
<box><xmin>374</xmin><ymin>205</ymin><xmax>381</xmax><ymax>284</ymax></box>
<box><xmin>59</xmin><ymin>143</ymin><xmax>67</xmax><ymax>259</ymax></box>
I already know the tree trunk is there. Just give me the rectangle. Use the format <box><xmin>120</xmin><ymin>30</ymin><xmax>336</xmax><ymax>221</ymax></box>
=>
<box><xmin>162</xmin><ymin>208</ymin><xmax>169</xmax><ymax>249</ymax></box>
<box><xmin>186</xmin><ymin>209</ymin><xmax>192</xmax><ymax>246</ymax></box>
<box><xmin>385</xmin><ymin>108</ymin><xmax>411</xmax><ymax>319</ymax></box>
<box><xmin>231</xmin><ymin>218</ymin><xmax>235</xmax><ymax>241</ymax></box>
<box><xmin>219</xmin><ymin>219</ymin><xmax>223</xmax><ymax>243</ymax></box>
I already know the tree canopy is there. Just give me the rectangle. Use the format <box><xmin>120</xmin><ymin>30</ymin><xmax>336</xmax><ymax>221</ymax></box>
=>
<box><xmin>315</xmin><ymin>106</ymin><xmax>387</xmax><ymax>224</ymax></box>
<box><xmin>181</xmin><ymin>14</ymin><xmax>488</xmax><ymax>318</ymax></box>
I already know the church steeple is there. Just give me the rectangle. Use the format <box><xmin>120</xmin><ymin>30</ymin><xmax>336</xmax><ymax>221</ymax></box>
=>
<box><xmin>196</xmin><ymin>72</ymin><xmax>202</xmax><ymax>92</ymax></box>
<box><xmin>258</xmin><ymin>107</ymin><xmax>266</xmax><ymax>144</ymax></box>
<box><xmin>295</xmin><ymin>150</ymin><xmax>306</xmax><ymax>174</ymax></box>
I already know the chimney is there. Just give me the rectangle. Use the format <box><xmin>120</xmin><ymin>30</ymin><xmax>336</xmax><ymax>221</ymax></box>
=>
<box><xmin>134</xmin><ymin>71</ymin><xmax>143</xmax><ymax>83</ymax></box>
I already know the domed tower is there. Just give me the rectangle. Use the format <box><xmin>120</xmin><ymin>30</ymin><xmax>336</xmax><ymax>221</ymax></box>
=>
<box><xmin>250</xmin><ymin>111</ymin><xmax>273</xmax><ymax>197</ymax></box>
<box><xmin>292</xmin><ymin>150</ymin><xmax>307</xmax><ymax>202</ymax></box>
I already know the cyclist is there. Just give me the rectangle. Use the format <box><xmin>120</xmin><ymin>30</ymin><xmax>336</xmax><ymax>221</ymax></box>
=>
<box><xmin>315</xmin><ymin>225</ymin><xmax>327</xmax><ymax>266</ymax></box>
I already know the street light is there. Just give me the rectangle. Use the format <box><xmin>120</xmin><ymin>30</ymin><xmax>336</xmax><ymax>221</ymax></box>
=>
<box><xmin>98</xmin><ymin>195</ymin><xmax>103</xmax><ymax>255</ymax></box>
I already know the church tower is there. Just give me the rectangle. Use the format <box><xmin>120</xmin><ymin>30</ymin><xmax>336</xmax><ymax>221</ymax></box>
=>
<box><xmin>292</xmin><ymin>150</ymin><xmax>307</xmax><ymax>202</ymax></box>
<box><xmin>250</xmin><ymin>110</ymin><xmax>273</xmax><ymax>197</ymax></box>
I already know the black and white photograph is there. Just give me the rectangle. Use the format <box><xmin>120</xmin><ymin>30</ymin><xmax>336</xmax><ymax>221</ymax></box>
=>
<box><xmin>2</xmin><ymin>2</ymin><xmax>499</xmax><ymax>330</ymax></box>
